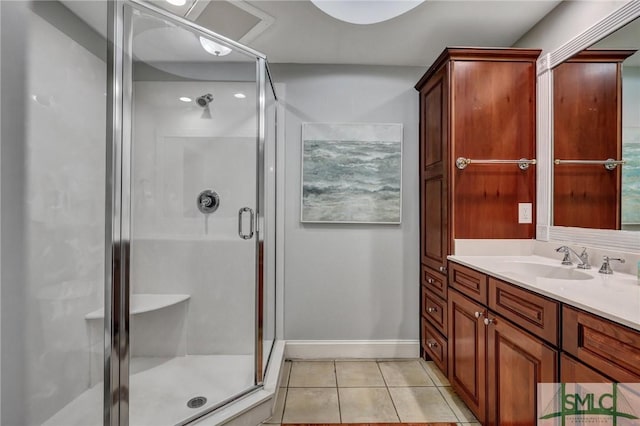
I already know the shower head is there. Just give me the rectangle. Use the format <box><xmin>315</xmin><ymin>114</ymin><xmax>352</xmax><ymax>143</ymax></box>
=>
<box><xmin>196</xmin><ymin>93</ymin><xmax>213</xmax><ymax>107</ymax></box>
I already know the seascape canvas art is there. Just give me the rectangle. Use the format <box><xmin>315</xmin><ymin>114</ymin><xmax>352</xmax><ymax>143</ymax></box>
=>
<box><xmin>301</xmin><ymin>123</ymin><xmax>402</xmax><ymax>223</ymax></box>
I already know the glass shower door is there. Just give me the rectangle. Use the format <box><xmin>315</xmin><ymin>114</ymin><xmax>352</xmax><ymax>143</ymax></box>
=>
<box><xmin>124</xmin><ymin>5</ymin><xmax>260</xmax><ymax>425</ymax></box>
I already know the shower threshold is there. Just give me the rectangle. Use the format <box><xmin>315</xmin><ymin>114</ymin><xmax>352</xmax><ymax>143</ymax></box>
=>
<box><xmin>43</xmin><ymin>354</ymin><xmax>254</xmax><ymax>426</ymax></box>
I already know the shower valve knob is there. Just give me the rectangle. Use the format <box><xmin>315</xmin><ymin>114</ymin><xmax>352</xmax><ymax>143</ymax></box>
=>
<box><xmin>197</xmin><ymin>190</ymin><xmax>220</xmax><ymax>214</ymax></box>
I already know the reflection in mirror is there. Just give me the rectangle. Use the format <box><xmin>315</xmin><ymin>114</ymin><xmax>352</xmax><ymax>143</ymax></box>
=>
<box><xmin>552</xmin><ymin>18</ymin><xmax>640</xmax><ymax>231</ymax></box>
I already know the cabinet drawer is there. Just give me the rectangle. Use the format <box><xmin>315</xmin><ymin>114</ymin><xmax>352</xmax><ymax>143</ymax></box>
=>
<box><xmin>422</xmin><ymin>289</ymin><xmax>447</xmax><ymax>336</ymax></box>
<box><xmin>448</xmin><ymin>262</ymin><xmax>487</xmax><ymax>304</ymax></box>
<box><xmin>422</xmin><ymin>317</ymin><xmax>448</xmax><ymax>376</ymax></box>
<box><xmin>422</xmin><ymin>265</ymin><xmax>447</xmax><ymax>300</ymax></box>
<box><xmin>563</xmin><ymin>306</ymin><xmax>640</xmax><ymax>382</ymax></box>
<box><xmin>489</xmin><ymin>278</ymin><xmax>558</xmax><ymax>346</ymax></box>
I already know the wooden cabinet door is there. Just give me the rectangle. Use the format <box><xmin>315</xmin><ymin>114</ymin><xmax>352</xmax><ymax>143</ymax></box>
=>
<box><xmin>451</xmin><ymin>60</ymin><xmax>536</xmax><ymax>239</ymax></box>
<box><xmin>420</xmin><ymin>65</ymin><xmax>449</xmax><ymax>271</ymax></box>
<box><xmin>486</xmin><ymin>312</ymin><xmax>558</xmax><ymax>426</ymax></box>
<box><xmin>561</xmin><ymin>353</ymin><xmax>611</xmax><ymax>383</ymax></box>
<box><xmin>448</xmin><ymin>289</ymin><xmax>486</xmax><ymax>422</ymax></box>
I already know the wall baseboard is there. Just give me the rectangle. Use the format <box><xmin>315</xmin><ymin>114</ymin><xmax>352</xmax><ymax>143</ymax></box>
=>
<box><xmin>284</xmin><ymin>340</ymin><xmax>420</xmax><ymax>359</ymax></box>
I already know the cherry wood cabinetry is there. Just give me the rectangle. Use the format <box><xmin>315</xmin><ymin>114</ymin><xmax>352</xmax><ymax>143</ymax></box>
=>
<box><xmin>423</xmin><ymin>291</ymin><xmax>447</xmax><ymax>335</ymax></box>
<box><xmin>422</xmin><ymin>317</ymin><xmax>448</xmax><ymax>374</ymax></box>
<box><xmin>488</xmin><ymin>277</ymin><xmax>559</xmax><ymax>345</ymax></box>
<box><xmin>416</xmin><ymin>48</ymin><xmax>540</xmax><ymax>377</ymax></box>
<box><xmin>448</xmin><ymin>260</ymin><xmax>640</xmax><ymax>425</ymax></box>
<box><xmin>560</xmin><ymin>353</ymin><xmax>611</xmax><ymax>383</ymax></box>
<box><xmin>553</xmin><ymin>50</ymin><xmax>635</xmax><ymax>229</ymax></box>
<box><xmin>449</xmin><ymin>262</ymin><xmax>488</xmax><ymax>304</ymax></box>
<box><xmin>563</xmin><ymin>305</ymin><xmax>640</xmax><ymax>382</ymax></box>
<box><xmin>448</xmin><ymin>290</ymin><xmax>487</xmax><ymax>422</ymax></box>
<box><xmin>448</xmin><ymin>263</ymin><xmax>559</xmax><ymax>424</ymax></box>
<box><xmin>486</xmin><ymin>311</ymin><xmax>557</xmax><ymax>425</ymax></box>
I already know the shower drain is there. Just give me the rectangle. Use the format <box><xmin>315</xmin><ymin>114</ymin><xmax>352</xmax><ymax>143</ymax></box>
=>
<box><xmin>187</xmin><ymin>396</ymin><xmax>207</xmax><ymax>409</ymax></box>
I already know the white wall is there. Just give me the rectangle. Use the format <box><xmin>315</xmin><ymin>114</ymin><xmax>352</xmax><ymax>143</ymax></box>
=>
<box><xmin>1</xmin><ymin>3</ymin><xmax>29</xmax><ymax>424</ymax></box>
<box><xmin>2</xmin><ymin>2</ymin><xmax>107</xmax><ymax>424</ymax></box>
<box><xmin>270</xmin><ymin>64</ymin><xmax>423</xmax><ymax>341</ymax></box>
<box><xmin>514</xmin><ymin>1</ymin><xmax>628</xmax><ymax>53</ymax></box>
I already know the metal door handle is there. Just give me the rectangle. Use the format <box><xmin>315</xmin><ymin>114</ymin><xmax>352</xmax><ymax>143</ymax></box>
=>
<box><xmin>238</xmin><ymin>207</ymin><xmax>254</xmax><ymax>240</ymax></box>
<box><xmin>427</xmin><ymin>307</ymin><xmax>437</xmax><ymax>313</ymax></box>
<box><xmin>427</xmin><ymin>340</ymin><xmax>438</xmax><ymax>349</ymax></box>
<box><xmin>427</xmin><ymin>278</ymin><xmax>434</xmax><ymax>284</ymax></box>
<box><xmin>474</xmin><ymin>311</ymin><xmax>484</xmax><ymax>319</ymax></box>
<box><xmin>484</xmin><ymin>317</ymin><xmax>495</xmax><ymax>326</ymax></box>
<box><xmin>439</xmin><ymin>266</ymin><xmax>447</xmax><ymax>273</ymax></box>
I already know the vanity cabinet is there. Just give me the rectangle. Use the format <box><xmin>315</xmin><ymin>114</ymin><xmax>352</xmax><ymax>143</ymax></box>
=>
<box><xmin>448</xmin><ymin>259</ymin><xmax>640</xmax><ymax>424</ymax></box>
<box><xmin>416</xmin><ymin>48</ymin><xmax>540</xmax><ymax>375</ymax></box>
<box><xmin>448</xmin><ymin>263</ymin><xmax>559</xmax><ymax>425</ymax></box>
<box><xmin>560</xmin><ymin>353</ymin><xmax>611</xmax><ymax>383</ymax></box>
<box><xmin>448</xmin><ymin>290</ymin><xmax>487</xmax><ymax>420</ymax></box>
<box><xmin>563</xmin><ymin>305</ymin><xmax>640</xmax><ymax>382</ymax></box>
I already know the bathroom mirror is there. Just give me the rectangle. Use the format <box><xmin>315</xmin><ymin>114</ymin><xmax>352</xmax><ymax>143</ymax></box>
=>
<box><xmin>552</xmin><ymin>26</ymin><xmax>639</xmax><ymax>231</ymax></box>
<box><xmin>536</xmin><ymin>2</ymin><xmax>640</xmax><ymax>251</ymax></box>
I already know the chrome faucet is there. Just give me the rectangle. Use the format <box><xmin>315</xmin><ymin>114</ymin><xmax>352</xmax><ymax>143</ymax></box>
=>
<box><xmin>555</xmin><ymin>246</ymin><xmax>591</xmax><ymax>269</ymax></box>
<box><xmin>598</xmin><ymin>256</ymin><xmax>625</xmax><ymax>275</ymax></box>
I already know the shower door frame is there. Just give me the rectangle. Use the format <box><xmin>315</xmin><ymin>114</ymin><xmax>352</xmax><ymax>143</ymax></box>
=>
<box><xmin>105</xmin><ymin>1</ymin><xmax>275</xmax><ymax>425</ymax></box>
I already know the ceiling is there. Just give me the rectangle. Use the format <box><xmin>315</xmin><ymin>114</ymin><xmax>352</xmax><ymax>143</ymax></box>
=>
<box><xmin>241</xmin><ymin>0</ymin><xmax>561</xmax><ymax>66</ymax></box>
<box><xmin>63</xmin><ymin>0</ymin><xmax>564</xmax><ymax>66</ymax></box>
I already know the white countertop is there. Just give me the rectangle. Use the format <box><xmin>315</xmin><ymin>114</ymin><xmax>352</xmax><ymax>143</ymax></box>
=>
<box><xmin>448</xmin><ymin>254</ymin><xmax>640</xmax><ymax>332</ymax></box>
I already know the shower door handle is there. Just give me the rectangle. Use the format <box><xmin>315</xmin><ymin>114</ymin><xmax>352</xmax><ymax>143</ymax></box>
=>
<box><xmin>238</xmin><ymin>207</ymin><xmax>255</xmax><ymax>240</ymax></box>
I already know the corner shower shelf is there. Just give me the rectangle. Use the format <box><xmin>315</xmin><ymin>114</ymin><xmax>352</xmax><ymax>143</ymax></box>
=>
<box><xmin>85</xmin><ymin>294</ymin><xmax>190</xmax><ymax>320</ymax></box>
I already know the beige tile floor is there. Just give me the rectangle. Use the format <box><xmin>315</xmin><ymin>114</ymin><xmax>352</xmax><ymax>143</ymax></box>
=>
<box><xmin>264</xmin><ymin>359</ymin><xmax>480</xmax><ymax>425</ymax></box>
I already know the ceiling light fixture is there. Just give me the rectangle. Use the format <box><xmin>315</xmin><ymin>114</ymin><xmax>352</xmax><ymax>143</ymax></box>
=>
<box><xmin>234</xmin><ymin>93</ymin><xmax>246</xmax><ymax>99</ymax></box>
<box><xmin>199</xmin><ymin>37</ymin><xmax>232</xmax><ymax>57</ymax></box>
<box><xmin>166</xmin><ymin>0</ymin><xmax>187</xmax><ymax>6</ymax></box>
<box><xmin>309</xmin><ymin>0</ymin><xmax>425</xmax><ymax>25</ymax></box>
<box><xmin>179</xmin><ymin>97</ymin><xmax>192</xmax><ymax>102</ymax></box>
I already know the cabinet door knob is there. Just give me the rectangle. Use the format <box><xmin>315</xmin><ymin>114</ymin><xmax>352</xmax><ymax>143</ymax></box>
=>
<box><xmin>439</xmin><ymin>266</ymin><xmax>447</xmax><ymax>273</ymax></box>
<box><xmin>474</xmin><ymin>311</ymin><xmax>484</xmax><ymax>319</ymax></box>
<box><xmin>427</xmin><ymin>278</ymin><xmax>434</xmax><ymax>284</ymax></box>
<box><xmin>483</xmin><ymin>317</ymin><xmax>495</xmax><ymax>326</ymax></box>
<box><xmin>427</xmin><ymin>340</ymin><xmax>438</xmax><ymax>348</ymax></box>
<box><xmin>427</xmin><ymin>307</ymin><xmax>437</xmax><ymax>313</ymax></box>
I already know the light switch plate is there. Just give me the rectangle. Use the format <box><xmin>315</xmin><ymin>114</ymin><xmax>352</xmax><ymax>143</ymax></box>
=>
<box><xmin>519</xmin><ymin>203</ymin><xmax>533</xmax><ymax>224</ymax></box>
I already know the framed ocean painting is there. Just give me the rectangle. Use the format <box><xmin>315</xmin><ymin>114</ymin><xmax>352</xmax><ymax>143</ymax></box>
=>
<box><xmin>301</xmin><ymin>122</ymin><xmax>402</xmax><ymax>224</ymax></box>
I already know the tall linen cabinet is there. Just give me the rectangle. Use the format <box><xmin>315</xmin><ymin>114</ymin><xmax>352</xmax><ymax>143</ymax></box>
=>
<box><xmin>415</xmin><ymin>48</ymin><xmax>541</xmax><ymax>389</ymax></box>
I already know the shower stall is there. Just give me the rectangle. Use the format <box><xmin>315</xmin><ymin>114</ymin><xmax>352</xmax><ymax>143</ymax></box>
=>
<box><xmin>0</xmin><ymin>0</ymin><xmax>279</xmax><ymax>425</ymax></box>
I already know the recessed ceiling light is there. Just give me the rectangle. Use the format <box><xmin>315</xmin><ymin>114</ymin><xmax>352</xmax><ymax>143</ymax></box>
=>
<box><xmin>234</xmin><ymin>93</ymin><xmax>246</xmax><ymax>99</ymax></box>
<box><xmin>199</xmin><ymin>37</ymin><xmax>232</xmax><ymax>57</ymax></box>
<box><xmin>179</xmin><ymin>97</ymin><xmax>192</xmax><ymax>102</ymax></box>
<box><xmin>166</xmin><ymin>0</ymin><xmax>186</xmax><ymax>6</ymax></box>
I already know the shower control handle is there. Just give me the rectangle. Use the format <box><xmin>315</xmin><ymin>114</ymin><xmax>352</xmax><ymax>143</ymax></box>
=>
<box><xmin>197</xmin><ymin>190</ymin><xmax>220</xmax><ymax>214</ymax></box>
<box><xmin>238</xmin><ymin>207</ymin><xmax>255</xmax><ymax>240</ymax></box>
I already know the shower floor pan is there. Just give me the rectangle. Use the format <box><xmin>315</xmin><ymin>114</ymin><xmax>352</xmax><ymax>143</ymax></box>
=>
<box><xmin>43</xmin><ymin>354</ymin><xmax>254</xmax><ymax>426</ymax></box>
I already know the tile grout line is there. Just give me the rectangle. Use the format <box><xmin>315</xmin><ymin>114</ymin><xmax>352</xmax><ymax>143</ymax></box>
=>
<box><xmin>435</xmin><ymin>384</ymin><xmax>466</xmax><ymax>423</ymax></box>
<box><xmin>333</xmin><ymin>360</ymin><xmax>342</xmax><ymax>423</ymax></box>
<box><xmin>416</xmin><ymin>359</ymin><xmax>441</xmax><ymax>387</ymax></box>
<box><xmin>376</xmin><ymin>360</ymin><xmax>402</xmax><ymax>423</ymax></box>
<box><xmin>279</xmin><ymin>386</ymin><xmax>288</xmax><ymax>424</ymax></box>
<box><xmin>280</xmin><ymin>361</ymin><xmax>292</xmax><ymax>423</ymax></box>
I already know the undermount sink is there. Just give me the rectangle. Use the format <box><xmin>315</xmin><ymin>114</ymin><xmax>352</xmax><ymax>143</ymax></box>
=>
<box><xmin>497</xmin><ymin>262</ymin><xmax>593</xmax><ymax>281</ymax></box>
